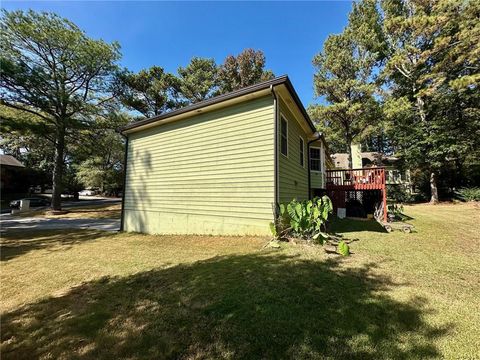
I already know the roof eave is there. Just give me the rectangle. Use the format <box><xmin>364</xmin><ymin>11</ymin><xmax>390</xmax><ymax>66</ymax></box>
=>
<box><xmin>120</xmin><ymin>75</ymin><xmax>317</xmax><ymax>135</ymax></box>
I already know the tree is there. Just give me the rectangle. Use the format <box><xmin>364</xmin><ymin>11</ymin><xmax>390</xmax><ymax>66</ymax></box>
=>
<box><xmin>217</xmin><ymin>49</ymin><xmax>274</xmax><ymax>93</ymax></box>
<box><xmin>310</xmin><ymin>0</ymin><xmax>385</xmax><ymax>168</ymax></box>
<box><xmin>0</xmin><ymin>105</ymin><xmax>55</xmax><ymax>172</ymax></box>
<box><xmin>73</xmin><ymin>112</ymin><xmax>128</xmax><ymax>196</ymax></box>
<box><xmin>0</xmin><ymin>107</ymin><xmax>53</xmax><ymax>192</ymax></box>
<box><xmin>380</xmin><ymin>0</ymin><xmax>480</xmax><ymax>203</ymax></box>
<box><xmin>116</xmin><ymin>66</ymin><xmax>180</xmax><ymax>118</ymax></box>
<box><xmin>176</xmin><ymin>57</ymin><xmax>218</xmax><ymax>103</ymax></box>
<box><xmin>307</xmin><ymin>105</ymin><xmax>347</xmax><ymax>154</ymax></box>
<box><xmin>0</xmin><ymin>131</ymin><xmax>54</xmax><ymax>187</ymax></box>
<box><xmin>0</xmin><ymin>10</ymin><xmax>120</xmax><ymax>210</ymax></box>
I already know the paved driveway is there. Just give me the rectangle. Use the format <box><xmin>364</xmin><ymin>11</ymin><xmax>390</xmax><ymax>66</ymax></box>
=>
<box><xmin>0</xmin><ymin>216</ymin><xmax>120</xmax><ymax>233</ymax></box>
<box><xmin>1</xmin><ymin>196</ymin><xmax>120</xmax><ymax>214</ymax></box>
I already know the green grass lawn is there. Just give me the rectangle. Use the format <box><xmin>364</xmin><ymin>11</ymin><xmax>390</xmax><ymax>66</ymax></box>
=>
<box><xmin>1</xmin><ymin>203</ymin><xmax>479</xmax><ymax>359</ymax></box>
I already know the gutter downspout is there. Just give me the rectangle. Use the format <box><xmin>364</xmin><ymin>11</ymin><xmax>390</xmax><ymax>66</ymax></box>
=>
<box><xmin>120</xmin><ymin>134</ymin><xmax>129</xmax><ymax>231</ymax></box>
<box><xmin>270</xmin><ymin>85</ymin><xmax>279</xmax><ymax>216</ymax></box>
<box><xmin>307</xmin><ymin>132</ymin><xmax>322</xmax><ymax>199</ymax></box>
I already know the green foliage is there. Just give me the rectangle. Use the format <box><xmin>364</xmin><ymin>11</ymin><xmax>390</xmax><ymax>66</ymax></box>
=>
<box><xmin>455</xmin><ymin>188</ymin><xmax>480</xmax><ymax>202</ymax></box>
<box><xmin>310</xmin><ymin>0</ymin><xmax>384</xmax><ymax>166</ymax></box>
<box><xmin>0</xmin><ymin>10</ymin><xmax>120</xmax><ymax>119</ymax></box>
<box><xmin>277</xmin><ymin>196</ymin><xmax>333</xmax><ymax>244</ymax></box>
<box><xmin>116</xmin><ymin>49</ymin><xmax>276</xmax><ymax>115</ymax></box>
<box><xmin>72</xmin><ymin>112</ymin><xmax>128</xmax><ymax>195</ymax></box>
<box><xmin>0</xmin><ymin>9</ymin><xmax>120</xmax><ymax>209</ymax></box>
<box><xmin>387</xmin><ymin>203</ymin><xmax>406</xmax><ymax>221</ymax></box>
<box><xmin>337</xmin><ymin>241</ymin><xmax>350</xmax><ymax>256</ymax></box>
<box><xmin>0</xmin><ymin>105</ymin><xmax>127</xmax><ymax>197</ymax></box>
<box><xmin>115</xmin><ymin>66</ymin><xmax>180</xmax><ymax>118</ymax></box>
<box><xmin>217</xmin><ymin>49</ymin><xmax>274</xmax><ymax>94</ymax></box>
<box><xmin>380</xmin><ymin>0</ymin><xmax>480</xmax><ymax>202</ymax></box>
<box><xmin>386</xmin><ymin>185</ymin><xmax>413</xmax><ymax>204</ymax></box>
<box><xmin>314</xmin><ymin>0</ymin><xmax>480</xmax><ymax>201</ymax></box>
<box><xmin>269</xmin><ymin>222</ymin><xmax>278</xmax><ymax>238</ymax></box>
<box><xmin>176</xmin><ymin>57</ymin><xmax>218</xmax><ymax>103</ymax></box>
<box><xmin>0</xmin><ymin>106</ymin><xmax>55</xmax><ymax>173</ymax></box>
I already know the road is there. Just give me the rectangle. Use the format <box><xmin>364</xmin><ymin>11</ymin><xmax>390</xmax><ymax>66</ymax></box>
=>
<box><xmin>0</xmin><ymin>216</ymin><xmax>120</xmax><ymax>233</ymax></box>
<box><xmin>1</xmin><ymin>196</ymin><xmax>121</xmax><ymax>214</ymax></box>
<box><xmin>0</xmin><ymin>196</ymin><xmax>121</xmax><ymax>233</ymax></box>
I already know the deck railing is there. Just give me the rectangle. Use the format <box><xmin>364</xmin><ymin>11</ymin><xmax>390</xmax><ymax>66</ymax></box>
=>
<box><xmin>326</xmin><ymin>167</ymin><xmax>386</xmax><ymax>190</ymax></box>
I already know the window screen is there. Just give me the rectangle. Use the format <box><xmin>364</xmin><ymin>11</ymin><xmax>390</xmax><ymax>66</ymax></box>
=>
<box><xmin>299</xmin><ymin>138</ymin><xmax>304</xmax><ymax>166</ymax></box>
<box><xmin>310</xmin><ymin>147</ymin><xmax>321</xmax><ymax>171</ymax></box>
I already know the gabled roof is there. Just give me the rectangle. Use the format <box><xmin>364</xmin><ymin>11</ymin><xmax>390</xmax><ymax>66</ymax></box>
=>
<box><xmin>0</xmin><ymin>154</ymin><xmax>25</xmax><ymax>168</ymax></box>
<box><xmin>121</xmin><ymin>75</ymin><xmax>316</xmax><ymax>134</ymax></box>
<box><xmin>361</xmin><ymin>152</ymin><xmax>399</xmax><ymax>162</ymax></box>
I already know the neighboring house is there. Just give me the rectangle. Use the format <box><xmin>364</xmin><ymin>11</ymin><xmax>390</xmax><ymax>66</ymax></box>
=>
<box><xmin>0</xmin><ymin>154</ymin><xmax>25</xmax><ymax>192</ymax></box>
<box><xmin>121</xmin><ymin>76</ymin><xmax>331</xmax><ymax>236</ymax></box>
<box><xmin>331</xmin><ymin>145</ymin><xmax>412</xmax><ymax>192</ymax></box>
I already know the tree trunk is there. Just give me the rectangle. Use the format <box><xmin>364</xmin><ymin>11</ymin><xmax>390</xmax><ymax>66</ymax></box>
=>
<box><xmin>348</xmin><ymin>147</ymin><xmax>353</xmax><ymax>169</ymax></box>
<box><xmin>416</xmin><ymin>95</ymin><xmax>426</xmax><ymax>123</ymax></box>
<box><xmin>51</xmin><ymin>125</ymin><xmax>66</xmax><ymax>210</ymax></box>
<box><xmin>347</xmin><ymin>135</ymin><xmax>353</xmax><ymax>169</ymax></box>
<box><xmin>416</xmin><ymin>94</ymin><xmax>439</xmax><ymax>204</ymax></box>
<box><xmin>430</xmin><ymin>171</ymin><xmax>439</xmax><ymax>204</ymax></box>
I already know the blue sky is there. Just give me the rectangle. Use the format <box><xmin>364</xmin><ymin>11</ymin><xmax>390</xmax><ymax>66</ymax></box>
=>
<box><xmin>2</xmin><ymin>1</ymin><xmax>352</xmax><ymax>106</ymax></box>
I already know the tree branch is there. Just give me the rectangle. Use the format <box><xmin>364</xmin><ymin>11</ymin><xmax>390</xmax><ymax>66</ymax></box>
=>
<box><xmin>0</xmin><ymin>100</ymin><xmax>54</xmax><ymax>123</ymax></box>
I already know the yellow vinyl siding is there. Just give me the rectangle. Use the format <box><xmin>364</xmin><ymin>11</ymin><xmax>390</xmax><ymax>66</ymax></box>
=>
<box><xmin>277</xmin><ymin>99</ymin><xmax>309</xmax><ymax>204</ymax></box>
<box><xmin>310</xmin><ymin>169</ymin><xmax>324</xmax><ymax>189</ymax></box>
<box><xmin>123</xmin><ymin>96</ymin><xmax>275</xmax><ymax>235</ymax></box>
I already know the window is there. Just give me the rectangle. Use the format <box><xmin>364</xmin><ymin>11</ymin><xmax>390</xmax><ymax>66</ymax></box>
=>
<box><xmin>299</xmin><ymin>137</ymin><xmax>305</xmax><ymax>167</ymax></box>
<box><xmin>280</xmin><ymin>116</ymin><xmax>288</xmax><ymax>156</ymax></box>
<box><xmin>310</xmin><ymin>147</ymin><xmax>321</xmax><ymax>171</ymax></box>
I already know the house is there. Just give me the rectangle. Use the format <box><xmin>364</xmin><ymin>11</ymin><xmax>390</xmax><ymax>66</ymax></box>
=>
<box><xmin>331</xmin><ymin>144</ymin><xmax>412</xmax><ymax>193</ymax></box>
<box><xmin>0</xmin><ymin>154</ymin><xmax>26</xmax><ymax>193</ymax></box>
<box><xmin>120</xmin><ymin>76</ymin><xmax>331</xmax><ymax>236</ymax></box>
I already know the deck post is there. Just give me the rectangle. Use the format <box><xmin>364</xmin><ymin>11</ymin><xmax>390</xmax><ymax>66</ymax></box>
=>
<box><xmin>382</xmin><ymin>169</ymin><xmax>387</xmax><ymax>222</ymax></box>
<box><xmin>326</xmin><ymin>167</ymin><xmax>388</xmax><ymax>222</ymax></box>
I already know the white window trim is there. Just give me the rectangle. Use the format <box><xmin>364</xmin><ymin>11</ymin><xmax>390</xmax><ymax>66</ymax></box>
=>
<box><xmin>310</xmin><ymin>146</ymin><xmax>322</xmax><ymax>172</ymax></box>
<box><xmin>299</xmin><ymin>136</ymin><xmax>305</xmax><ymax>168</ymax></box>
<box><xmin>280</xmin><ymin>114</ymin><xmax>288</xmax><ymax>158</ymax></box>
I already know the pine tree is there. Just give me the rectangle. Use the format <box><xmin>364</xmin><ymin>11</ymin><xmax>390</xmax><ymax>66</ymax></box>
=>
<box><xmin>381</xmin><ymin>0</ymin><xmax>480</xmax><ymax>203</ymax></box>
<box><xmin>1</xmin><ymin>10</ymin><xmax>120</xmax><ymax>210</ymax></box>
<box><xmin>177</xmin><ymin>57</ymin><xmax>218</xmax><ymax>103</ymax></box>
<box><xmin>311</xmin><ymin>0</ymin><xmax>385</xmax><ymax>168</ymax></box>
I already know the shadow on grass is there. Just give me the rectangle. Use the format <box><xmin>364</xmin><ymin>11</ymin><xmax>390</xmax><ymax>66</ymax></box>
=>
<box><xmin>398</xmin><ymin>212</ymin><xmax>415</xmax><ymax>221</ymax></box>
<box><xmin>331</xmin><ymin>217</ymin><xmax>387</xmax><ymax>233</ymax></box>
<box><xmin>1</xmin><ymin>253</ymin><xmax>450</xmax><ymax>359</ymax></box>
<box><xmin>62</xmin><ymin>208</ymin><xmax>121</xmax><ymax>219</ymax></box>
<box><xmin>16</xmin><ymin>206</ymin><xmax>121</xmax><ymax>220</ymax></box>
<box><xmin>0</xmin><ymin>230</ymin><xmax>114</xmax><ymax>262</ymax></box>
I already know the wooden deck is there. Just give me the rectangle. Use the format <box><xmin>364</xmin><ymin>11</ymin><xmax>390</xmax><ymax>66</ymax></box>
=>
<box><xmin>326</xmin><ymin>167</ymin><xmax>387</xmax><ymax>222</ymax></box>
<box><xmin>326</xmin><ymin>167</ymin><xmax>386</xmax><ymax>191</ymax></box>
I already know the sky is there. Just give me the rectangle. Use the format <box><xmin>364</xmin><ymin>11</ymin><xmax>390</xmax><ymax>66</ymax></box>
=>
<box><xmin>2</xmin><ymin>1</ymin><xmax>352</xmax><ymax>106</ymax></box>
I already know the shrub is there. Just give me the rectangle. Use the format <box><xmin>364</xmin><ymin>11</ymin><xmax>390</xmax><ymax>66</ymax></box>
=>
<box><xmin>337</xmin><ymin>241</ymin><xmax>350</xmax><ymax>256</ymax></box>
<box><xmin>455</xmin><ymin>187</ymin><xmax>480</xmax><ymax>202</ymax></box>
<box><xmin>387</xmin><ymin>203</ymin><xmax>407</xmax><ymax>221</ymax></box>
<box><xmin>386</xmin><ymin>185</ymin><xmax>414</xmax><ymax>203</ymax></box>
<box><xmin>274</xmin><ymin>196</ymin><xmax>333</xmax><ymax>244</ymax></box>
<box><xmin>269</xmin><ymin>222</ymin><xmax>278</xmax><ymax>238</ymax></box>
